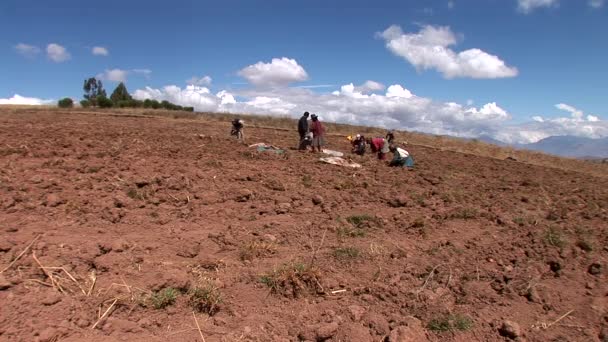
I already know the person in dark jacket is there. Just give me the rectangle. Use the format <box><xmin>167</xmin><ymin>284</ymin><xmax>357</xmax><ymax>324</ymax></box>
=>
<box><xmin>386</xmin><ymin>130</ymin><xmax>395</xmax><ymax>145</ymax></box>
<box><xmin>351</xmin><ymin>134</ymin><xmax>366</xmax><ymax>155</ymax></box>
<box><xmin>297</xmin><ymin>111</ymin><xmax>310</xmax><ymax>149</ymax></box>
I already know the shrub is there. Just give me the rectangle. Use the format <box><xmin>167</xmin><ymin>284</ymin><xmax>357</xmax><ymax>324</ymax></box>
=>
<box><xmin>97</xmin><ymin>96</ymin><xmax>114</xmax><ymax>108</ymax></box>
<box><xmin>58</xmin><ymin>97</ymin><xmax>73</xmax><ymax>108</ymax></box>
<box><xmin>80</xmin><ymin>100</ymin><xmax>91</xmax><ymax>108</ymax></box>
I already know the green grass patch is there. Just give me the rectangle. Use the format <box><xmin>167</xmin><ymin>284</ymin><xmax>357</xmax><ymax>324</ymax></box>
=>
<box><xmin>188</xmin><ymin>282</ymin><xmax>222</xmax><ymax>315</ymax></box>
<box><xmin>428</xmin><ymin>314</ymin><xmax>473</xmax><ymax>332</ymax></box>
<box><xmin>333</xmin><ymin>247</ymin><xmax>362</xmax><ymax>261</ymax></box>
<box><xmin>345</xmin><ymin>214</ymin><xmax>381</xmax><ymax>228</ymax></box>
<box><xmin>150</xmin><ymin>288</ymin><xmax>178</xmax><ymax>309</ymax></box>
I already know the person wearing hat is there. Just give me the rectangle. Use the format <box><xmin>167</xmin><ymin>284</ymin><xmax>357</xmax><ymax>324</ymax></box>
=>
<box><xmin>297</xmin><ymin>111</ymin><xmax>310</xmax><ymax>150</ymax></box>
<box><xmin>351</xmin><ymin>134</ymin><xmax>366</xmax><ymax>155</ymax></box>
<box><xmin>309</xmin><ymin>114</ymin><xmax>325</xmax><ymax>152</ymax></box>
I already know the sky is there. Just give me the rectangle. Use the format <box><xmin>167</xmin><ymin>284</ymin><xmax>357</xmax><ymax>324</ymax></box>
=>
<box><xmin>1</xmin><ymin>0</ymin><xmax>607</xmax><ymax>144</ymax></box>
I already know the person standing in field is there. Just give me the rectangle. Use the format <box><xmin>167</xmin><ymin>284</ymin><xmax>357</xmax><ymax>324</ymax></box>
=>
<box><xmin>386</xmin><ymin>130</ymin><xmax>395</xmax><ymax>145</ymax></box>
<box><xmin>309</xmin><ymin>114</ymin><xmax>325</xmax><ymax>152</ymax></box>
<box><xmin>297</xmin><ymin>111</ymin><xmax>310</xmax><ymax>150</ymax></box>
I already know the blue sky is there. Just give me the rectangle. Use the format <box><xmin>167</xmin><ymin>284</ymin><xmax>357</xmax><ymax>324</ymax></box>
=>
<box><xmin>1</xmin><ymin>0</ymin><xmax>607</xmax><ymax>143</ymax></box>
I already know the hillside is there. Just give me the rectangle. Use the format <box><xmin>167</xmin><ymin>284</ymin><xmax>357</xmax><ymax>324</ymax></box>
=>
<box><xmin>1</xmin><ymin>108</ymin><xmax>607</xmax><ymax>342</ymax></box>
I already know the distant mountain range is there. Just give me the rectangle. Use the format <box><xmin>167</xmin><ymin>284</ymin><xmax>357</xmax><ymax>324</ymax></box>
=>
<box><xmin>476</xmin><ymin>135</ymin><xmax>608</xmax><ymax>159</ymax></box>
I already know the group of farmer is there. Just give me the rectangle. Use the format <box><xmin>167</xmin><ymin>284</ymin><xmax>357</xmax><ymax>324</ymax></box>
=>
<box><xmin>296</xmin><ymin>111</ymin><xmax>414</xmax><ymax>168</ymax></box>
<box><xmin>230</xmin><ymin>111</ymin><xmax>413</xmax><ymax>168</ymax></box>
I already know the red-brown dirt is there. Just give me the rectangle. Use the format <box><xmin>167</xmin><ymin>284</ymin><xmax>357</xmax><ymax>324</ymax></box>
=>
<box><xmin>0</xmin><ymin>109</ymin><xmax>607</xmax><ymax>342</ymax></box>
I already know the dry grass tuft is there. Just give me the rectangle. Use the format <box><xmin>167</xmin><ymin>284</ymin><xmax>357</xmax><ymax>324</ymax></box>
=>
<box><xmin>260</xmin><ymin>262</ymin><xmax>323</xmax><ymax>298</ymax></box>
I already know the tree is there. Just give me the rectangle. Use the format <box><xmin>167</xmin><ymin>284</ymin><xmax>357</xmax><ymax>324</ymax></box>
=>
<box><xmin>110</xmin><ymin>82</ymin><xmax>132</xmax><ymax>104</ymax></box>
<box><xmin>58</xmin><ymin>98</ymin><xmax>74</xmax><ymax>108</ymax></box>
<box><xmin>97</xmin><ymin>96</ymin><xmax>114</xmax><ymax>108</ymax></box>
<box><xmin>83</xmin><ymin>77</ymin><xmax>107</xmax><ymax>106</ymax></box>
<box><xmin>80</xmin><ymin>100</ymin><xmax>91</xmax><ymax>108</ymax></box>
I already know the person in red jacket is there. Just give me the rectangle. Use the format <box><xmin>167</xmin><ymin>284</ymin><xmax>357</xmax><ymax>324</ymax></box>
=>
<box><xmin>309</xmin><ymin>114</ymin><xmax>325</xmax><ymax>152</ymax></box>
<box><xmin>366</xmin><ymin>137</ymin><xmax>389</xmax><ymax>160</ymax></box>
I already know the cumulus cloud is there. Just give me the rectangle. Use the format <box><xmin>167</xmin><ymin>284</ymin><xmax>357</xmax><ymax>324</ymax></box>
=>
<box><xmin>379</xmin><ymin>25</ymin><xmax>518</xmax><ymax>79</ymax></box>
<box><xmin>495</xmin><ymin>103</ymin><xmax>606</xmax><ymax>144</ymax></box>
<box><xmin>132</xmin><ymin>82</ymin><xmax>607</xmax><ymax>145</ymax></box>
<box><xmin>92</xmin><ymin>46</ymin><xmax>109</xmax><ymax>56</ymax></box>
<box><xmin>15</xmin><ymin>43</ymin><xmax>41</xmax><ymax>58</ymax></box>
<box><xmin>238</xmin><ymin>57</ymin><xmax>309</xmax><ymax>86</ymax></box>
<box><xmin>354</xmin><ymin>80</ymin><xmax>386</xmax><ymax>93</ymax></box>
<box><xmin>517</xmin><ymin>0</ymin><xmax>558</xmax><ymax>13</ymax></box>
<box><xmin>589</xmin><ymin>0</ymin><xmax>604</xmax><ymax>8</ymax></box>
<box><xmin>46</xmin><ymin>43</ymin><xmax>71</xmax><ymax>62</ymax></box>
<box><xmin>0</xmin><ymin>94</ymin><xmax>55</xmax><ymax>105</ymax></box>
<box><xmin>187</xmin><ymin>75</ymin><xmax>212</xmax><ymax>86</ymax></box>
<box><xmin>97</xmin><ymin>69</ymin><xmax>129</xmax><ymax>82</ymax></box>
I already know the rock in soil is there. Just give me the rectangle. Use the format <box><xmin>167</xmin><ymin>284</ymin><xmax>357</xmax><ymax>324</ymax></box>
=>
<box><xmin>588</xmin><ymin>262</ymin><xmax>602</xmax><ymax>275</ymax></box>
<box><xmin>499</xmin><ymin>320</ymin><xmax>521</xmax><ymax>339</ymax></box>
<box><xmin>316</xmin><ymin>322</ymin><xmax>339</xmax><ymax>340</ymax></box>
<box><xmin>45</xmin><ymin>193</ymin><xmax>65</xmax><ymax>207</ymax></box>
<box><xmin>347</xmin><ymin>305</ymin><xmax>366</xmax><ymax>322</ymax></box>
<box><xmin>388</xmin><ymin>316</ymin><xmax>429</xmax><ymax>342</ymax></box>
<box><xmin>0</xmin><ymin>275</ymin><xmax>12</xmax><ymax>290</ymax></box>
<box><xmin>312</xmin><ymin>195</ymin><xmax>324</xmax><ymax>205</ymax></box>
<box><xmin>41</xmin><ymin>293</ymin><xmax>62</xmax><ymax>306</ymax></box>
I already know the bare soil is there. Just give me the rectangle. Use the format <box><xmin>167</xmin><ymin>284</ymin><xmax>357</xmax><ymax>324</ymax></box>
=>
<box><xmin>1</xmin><ymin>109</ymin><xmax>607</xmax><ymax>342</ymax></box>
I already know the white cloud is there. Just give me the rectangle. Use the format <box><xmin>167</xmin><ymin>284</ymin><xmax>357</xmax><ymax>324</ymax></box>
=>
<box><xmin>15</xmin><ymin>43</ymin><xmax>41</xmax><ymax>58</ymax></box>
<box><xmin>495</xmin><ymin>103</ymin><xmax>606</xmax><ymax>144</ymax></box>
<box><xmin>97</xmin><ymin>69</ymin><xmax>129</xmax><ymax>82</ymax></box>
<box><xmin>187</xmin><ymin>75</ymin><xmax>212</xmax><ymax>86</ymax></box>
<box><xmin>238</xmin><ymin>57</ymin><xmax>308</xmax><ymax>86</ymax></box>
<box><xmin>379</xmin><ymin>25</ymin><xmax>518</xmax><ymax>79</ymax></box>
<box><xmin>131</xmin><ymin>85</ymin><xmax>604</xmax><ymax>146</ymax></box>
<box><xmin>0</xmin><ymin>94</ymin><xmax>55</xmax><ymax>105</ymax></box>
<box><xmin>354</xmin><ymin>80</ymin><xmax>386</xmax><ymax>93</ymax></box>
<box><xmin>555</xmin><ymin>103</ymin><xmax>583</xmax><ymax>119</ymax></box>
<box><xmin>517</xmin><ymin>0</ymin><xmax>558</xmax><ymax>13</ymax></box>
<box><xmin>589</xmin><ymin>0</ymin><xmax>604</xmax><ymax>8</ymax></box>
<box><xmin>46</xmin><ymin>43</ymin><xmax>71</xmax><ymax>62</ymax></box>
<box><xmin>386</xmin><ymin>84</ymin><xmax>413</xmax><ymax>98</ymax></box>
<box><xmin>92</xmin><ymin>46</ymin><xmax>109</xmax><ymax>56</ymax></box>
<box><xmin>448</xmin><ymin>1</ymin><xmax>455</xmax><ymax>9</ymax></box>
